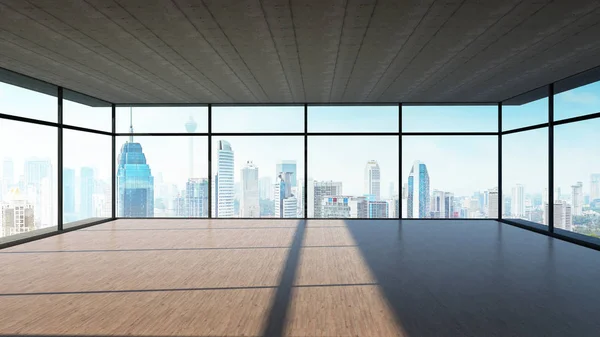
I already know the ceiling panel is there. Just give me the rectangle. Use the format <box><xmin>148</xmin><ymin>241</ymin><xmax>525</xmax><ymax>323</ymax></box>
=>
<box><xmin>0</xmin><ymin>0</ymin><xmax>598</xmax><ymax>104</ymax></box>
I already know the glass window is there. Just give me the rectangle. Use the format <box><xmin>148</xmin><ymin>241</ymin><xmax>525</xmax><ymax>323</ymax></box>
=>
<box><xmin>213</xmin><ymin>106</ymin><xmax>303</xmax><ymax>133</ymax></box>
<box><xmin>402</xmin><ymin>105</ymin><xmax>497</xmax><ymax>132</ymax></box>
<box><xmin>308</xmin><ymin>136</ymin><xmax>399</xmax><ymax>218</ymax></box>
<box><xmin>0</xmin><ymin>81</ymin><xmax>57</xmax><ymax>122</ymax></box>
<box><xmin>502</xmin><ymin>128</ymin><xmax>548</xmax><ymax>226</ymax></box>
<box><xmin>554</xmin><ymin>120</ymin><xmax>600</xmax><ymax>238</ymax></box>
<box><xmin>116</xmin><ymin>106</ymin><xmax>208</xmax><ymax>134</ymax></box>
<box><xmin>0</xmin><ymin>119</ymin><xmax>57</xmax><ymax>241</ymax></box>
<box><xmin>308</xmin><ymin>105</ymin><xmax>398</xmax><ymax>133</ymax></box>
<box><xmin>63</xmin><ymin>90</ymin><xmax>111</xmax><ymax>132</ymax></box>
<box><xmin>555</xmin><ymin>80</ymin><xmax>600</xmax><ymax>121</ymax></box>
<box><xmin>502</xmin><ymin>97</ymin><xmax>548</xmax><ymax>131</ymax></box>
<box><xmin>211</xmin><ymin>136</ymin><xmax>303</xmax><ymax>218</ymax></box>
<box><xmin>116</xmin><ymin>136</ymin><xmax>208</xmax><ymax>218</ymax></box>
<box><xmin>63</xmin><ymin>130</ymin><xmax>112</xmax><ymax>226</ymax></box>
<box><xmin>402</xmin><ymin>136</ymin><xmax>497</xmax><ymax>218</ymax></box>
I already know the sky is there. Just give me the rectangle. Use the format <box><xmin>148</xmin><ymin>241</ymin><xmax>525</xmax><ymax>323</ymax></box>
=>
<box><xmin>1</xmin><ymin>79</ymin><xmax>600</xmax><ymax>204</ymax></box>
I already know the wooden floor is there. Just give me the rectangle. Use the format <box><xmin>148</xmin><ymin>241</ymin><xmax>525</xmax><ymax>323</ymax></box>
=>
<box><xmin>1</xmin><ymin>219</ymin><xmax>600</xmax><ymax>337</ymax></box>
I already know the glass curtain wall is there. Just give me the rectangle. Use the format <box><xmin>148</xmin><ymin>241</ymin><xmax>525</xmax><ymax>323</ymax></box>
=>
<box><xmin>402</xmin><ymin>105</ymin><xmax>498</xmax><ymax>219</ymax></box>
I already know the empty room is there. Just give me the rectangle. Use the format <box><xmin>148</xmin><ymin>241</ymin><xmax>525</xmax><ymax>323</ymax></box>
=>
<box><xmin>1</xmin><ymin>1</ymin><xmax>600</xmax><ymax>336</ymax></box>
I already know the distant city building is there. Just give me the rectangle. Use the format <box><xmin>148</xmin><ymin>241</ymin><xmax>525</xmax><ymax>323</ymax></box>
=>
<box><xmin>368</xmin><ymin>200</ymin><xmax>389</xmax><ymax>218</ymax></box>
<box><xmin>511</xmin><ymin>184</ymin><xmax>525</xmax><ymax>218</ymax></box>
<box><xmin>240</xmin><ymin>161</ymin><xmax>259</xmax><ymax>218</ymax></box>
<box><xmin>388</xmin><ymin>182</ymin><xmax>395</xmax><ymax>201</ymax></box>
<box><xmin>430</xmin><ymin>190</ymin><xmax>446</xmax><ymax>218</ymax></box>
<box><xmin>258</xmin><ymin>177</ymin><xmax>273</xmax><ymax>200</ymax></box>
<box><xmin>488</xmin><ymin>187</ymin><xmax>498</xmax><ymax>218</ymax></box>
<box><xmin>407</xmin><ymin>161</ymin><xmax>430</xmax><ymax>218</ymax></box>
<box><xmin>321</xmin><ymin>196</ymin><xmax>352</xmax><ymax>218</ymax></box>
<box><xmin>117</xmin><ymin>116</ymin><xmax>154</xmax><ymax>217</ymax></box>
<box><xmin>1</xmin><ymin>188</ymin><xmax>35</xmax><ymax>238</ymax></box>
<box><xmin>544</xmin><ymin>200</ymin><xmax>572</xmax><ymax>230</ymax></box>
<box><xmin>364</xmin><ymin>160</ymin><xmax>381</xmax><ymax>200</ymax></box>
<box><xmin>311</xmin><ymin>181</ymin><xmax>343</xmax><ymax>218</ymax></box>
<box><xmin>571</xmin><ymin>182</ymin><xmax>583</xmax><ymax>216</ymax></box>
<box><xmin>276</xmin><ymin>161</ymin><xmax>297</xmax><ymax>187</ymax></box>
<box><xmin>275</xmin><ymin>171</ymin><xmax>297</xmax><ymax>218</ymax></box>
<box><xmin>349</xmin><ymin>196</ymin><xmax>368</xmax><ymax>218</ymax></box>
<box><xmin>63</xmin><ymin>168</ymin><xmax>75</xmax><ymax>215</ymax></box>
<box><xmin>444</xmin><ymin>192</ymin><xmax>454</xmax><ymax>218</ymax></box>
<box><xmin>295</xmin><ymin>179</ymin><xmax>304</xmax><ymax>217</ymax></box>
<box><xmin>186</xmin><ymin>178</ymin><xmax>208</xmax><ymax>217</ymax></box>
<box><xmin>24</xmin><ymin>158</ymin><xmax>53</xmax><ymax>225</ymax></box>
<box><xmin>387</xmin><ymin>197</ymin><xmax>399</xmax><ymax>218</ymax></box>
<box><xmin>185</xmin><ymin>116</ymin><xmax>198</xmax><ymax>178</ymax></box>
<box><xmin>215</xmin><ymin>140</ymin><xmax>234</xmax><ymax>217</ymax></box>
<box><xmin>590</xmin><ymin>174</ymin><xmax>600</xmax><ymax>202</ymax></box>
<box><xmin>80</xmin><ymin>167</ymin><xmax>95</xmax><ymax>219</ymax></box>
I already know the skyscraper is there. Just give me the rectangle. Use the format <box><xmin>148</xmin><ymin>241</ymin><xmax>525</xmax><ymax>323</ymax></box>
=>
<box><xmin>407</xmin><ymin>161</ymin><xmax>429</xmax><ymax>218</ymax></box>
<box><xmin>258</xmin><ymin>176</ymin><xmax>273</xmax><ymax>200</ymax></box>
<box><xmin>431</xmin><ymin>190</ymin><xmax>446</xmax><ymax>218</ymax></box>
<box><xmin>544</xmin><ymin>200</ymin><xmax>572</xmax><ymax>230</ymax></box>
<box><xmin>185</xmin><ymin>116</ymin><xmax>198</xmax><ymax>178</ymax></box>
<box><xmin>590</xmin><ymin>174</ymin><xmax>600</xmax><ymax>202</ymax></box>
<box><xmin>240</xmin><ymin>161</ymin><xmax>259</xmax><ymax>217</ymax></box>
<box><xmin>216</xmin><ymin>140</ymin><xmax>234</xmax><ymax>217</ymax></box>
<box><xmin>63</xmin><ymin>168</ymin><xmax>75</xmax><ymax>215</ymax></box>
<box><xmin>571</xmin><ymin>181</ymin><xmax>583</xmax><ymax>216</ymax></box>
<box><xmin>276</xmin><ymin>161</ymin><xmax>297</xmax><ymax>187</ymax></box>
<box><xmin>24</xmin><ymin>158</ymin><xmax>52</xmax><ymax>225</ymax></box>
<box><xmin>80</xmin><ymin>167</ymin><xmax>95</xmax><ymax>219</ymax></box>
<box><xmin>312</xmin><ymin>181</ymin><xmax>342</xmax><ymax>218</ymax></box>
<box><xmin>364</xmin><ymin>160</ymin><xmax>381</xmax><ymax>200</ymax></box>
<box><xmin>488</xmin><ymin>187</ymin><xmax>498</xmax><ymax>219</ymax></box>
<box><xmin>117</xmin><ymin>113</ymin><xmax>154</xmax><ymax>217</ymax></box>
<box><xmin>1</xmin><ymin>188</ymin><xmax>34</xmax><ymax>238</ymax></box>
<box><xmin>511</xmin><ymin>184</ymin><xmax>525</xmax><ymax>218</ymax></box>
<box><xmin>186</xmin><ymin>178</ymin><xmax>208</xmax><ymax>217</ymax></box>
<box><xmin>275</xmin><ymin>171</ymin><xmax>297</xmax><ymax>218</ymax></box>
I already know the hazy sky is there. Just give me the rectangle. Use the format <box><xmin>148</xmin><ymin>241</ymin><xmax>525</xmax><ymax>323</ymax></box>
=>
<box><xmin>1</xmin><ymin>80</ymin><xmax>600</xmax><ymax>201</ymax></box>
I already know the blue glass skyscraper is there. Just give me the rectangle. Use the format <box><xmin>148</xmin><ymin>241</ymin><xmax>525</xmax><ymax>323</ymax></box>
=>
<box><xmin>407</xmin><ymin>161</ymin><xmax>430</xmax><ymax>218</ymax></box>
<box><xmin>117</xmin><ymin>115</ymin><xmax>154</xmax><ymax>217</ymax></box>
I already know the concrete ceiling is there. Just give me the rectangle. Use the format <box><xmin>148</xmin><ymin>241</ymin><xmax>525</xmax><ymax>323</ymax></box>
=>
<box><xmin>0</xmin><ymin>0</ymin><xmax>599</xmax><ymax>104</ymax></box>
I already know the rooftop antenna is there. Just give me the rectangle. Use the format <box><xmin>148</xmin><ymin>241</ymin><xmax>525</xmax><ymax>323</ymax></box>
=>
<box><xmin>129</xmin><ymin>107</ymin><xmax>134</xmax><ymax>142</ymax></box>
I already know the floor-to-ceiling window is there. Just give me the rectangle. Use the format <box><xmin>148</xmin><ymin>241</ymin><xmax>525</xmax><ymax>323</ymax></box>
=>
<box><xmin>115</xmin><ymin>106</ymin><xmax>208</xmax><ymax>218</ymax></box>
<box><xmin>402</xmin><ymin>105</ymin><xmax>498</xmax><ymax>219</ymax></box>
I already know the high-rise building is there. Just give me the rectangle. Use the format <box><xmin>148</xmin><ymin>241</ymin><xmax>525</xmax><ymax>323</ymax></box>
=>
<box><xmin>276</xmin><ymin>161</ymin><xmax>297</xmax><ymax>188</ymax></box>
<box><xmin>258</xmin><ymin>177</ymin><xmax>273</xmax><ymax>200</ymax></box>
<box><xmin>407</xmin><ymin>161</ymin><xmax>430</xmax><ymax>218</ymax></box>
<box><xmin>63</xmin><ymin>168</ymin><xmax>75</xmax><ymax>215</ymax></box>
<box><xmin>1</xmin><ymin>188</ymin><xmax>34</xmax><ymax>238</ymax></box>
<box><xmin>368</xmin><ymin>201</ymin><xmax>389</xmax><ymax>218</ymax></box>
<box><xmin>544</xmin><ymin>200</ymin><xmax>572</xmax><ymax>230</ymax></box>
<box><xmin>80</xmin><ymin>167</ymin><xmax>95</xmax><ymax>219</ymax></box>
<box><xmin>185</xmin><ymin>116</ymin><xmax>198</xmax><ymax>178</ymax></box>
<box><xmin>431</xmin><ymin>190</ymin><xmax>446</xmax><ymax>218</ymax></box>
<box><xmin>590</xmin><ymin>174</ymin><xmax>600</xmax><ymax>202</ymax></box>
<box><xmin>387</xmin><ymin>197</ymin><xmax>399</xmax><ymax>218</ymax></box>
<box><xmin>240</xmin><ymin>161</ymin><xmax>259</xmax><ymax>218</ymax></box>
<box><xmin>216</xmin><ymin>140</ymin><xmax>234</xmax><ymax>218</ymax></box>
<box><xmin>117</xmin><ymin>115</ymin><xmax>154</xmax><ymax>217</ymax></box>
<box><xmin>186</xmin><ymin>178</ymin><xmax>208</xmax><ymax>217</ymax></box>
<box><xmin>295</xmin><ymin>179</ymin><xmax>304</xmax><ymax>217</ymax></box>
<box><xmin>275</xmin><ymin>171</ymin><xmax>297</xmax><ymax>218</ymax></box>
<box><xmin>511</xmin><ymin>184</ymin><xmax>525</xmax><ymax>218</ymax></box>
<box><xmin>571</xmin><ymin>182</ymin><xmax>583</xmax><ymax>216</ymax></box>
<box><xmin>488</xmin><ymin>187</ymin><xmax>498</xmax><ymax>218</ymax></box>
<box><xmin>364</xmin><ymin>160</ymin><xmax>381</xmax><ymax>200</ymax></box>
<box><xmin>444</xmin><ymin>192</ymin><xmax>454</xmax><ymax>218</ymax></box>
<box><xmin>312</xmin><ymin>181</ymin><xmax>342</xmax><ymax>218</ymax></box>
<box><xmin>24</xmin><ymin>158</ymin><xmax>52</xmax><ymax>226</ymax></box>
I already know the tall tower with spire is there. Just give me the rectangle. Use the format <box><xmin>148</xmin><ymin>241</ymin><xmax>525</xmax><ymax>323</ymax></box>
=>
<box><xmin>117</xmin><ymin>109</ymin><xmax>154</xmax><ymax>217</ymax></box>
<box><xmin>185</xmin><ymin>116</ymin><xmax>198</xmax><ymax>178</ymax></box>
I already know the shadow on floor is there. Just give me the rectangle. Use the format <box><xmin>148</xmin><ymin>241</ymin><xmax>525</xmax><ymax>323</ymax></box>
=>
<box><xmin>343</xmin><ymin>219</ymin><xmax>600</xmax><ymax>337</ymax></box>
